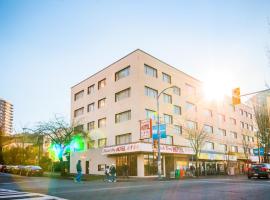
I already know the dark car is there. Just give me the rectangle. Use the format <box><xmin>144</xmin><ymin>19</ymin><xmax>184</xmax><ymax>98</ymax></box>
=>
<box><xmin>248</xmin><ymin>163</ymin><xmax>270</xmax><ymax>179</ymax></box>
<box><xmin>0</xmin><ymin>164</ymin><xmax>7</xmax><ymax>173</ymax></box>
<box><xmin>24</xmin><ymin>166</ymin><xmax>43</xmax><ymax>176</ymax></box>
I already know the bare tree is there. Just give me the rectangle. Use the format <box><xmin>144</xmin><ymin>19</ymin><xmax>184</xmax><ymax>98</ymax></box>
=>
<box><xmin>242</xmin><ymin>133</ymin><xmax>252</xmax><ymax>162</ymax></box>
<box><xmin>187</xmin><ymin>126</ymin><xmax>208</xmax><ymax>177</ymax></box>
<box><xmin>253</xmin><ymin>103</ymin><xmax>270</xmax><ymax>163</ymax></box>
<box><xmin>28</xmin><ymin>117</ymin><xmax>88</xmax><ymax>176</ymax></box>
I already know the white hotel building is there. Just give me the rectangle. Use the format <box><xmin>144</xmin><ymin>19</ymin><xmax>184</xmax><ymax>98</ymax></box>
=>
<box><xmin>70</xmin><ymin>49</ymin><xmax>257</xmax><ymax>177</ymax></box>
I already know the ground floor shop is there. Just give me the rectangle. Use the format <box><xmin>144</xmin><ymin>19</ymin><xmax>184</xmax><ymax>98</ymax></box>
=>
<box><xmin>70</xmin><ymin>142</ymin><xmax>258</xmax><ymax>177</ymax></box>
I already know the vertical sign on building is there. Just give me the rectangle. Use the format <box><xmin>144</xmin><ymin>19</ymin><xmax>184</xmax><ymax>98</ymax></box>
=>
<box><xmin>140</xmin><ymin>119</ymin><xmax>152</xmax><ymax>139</ymax></box>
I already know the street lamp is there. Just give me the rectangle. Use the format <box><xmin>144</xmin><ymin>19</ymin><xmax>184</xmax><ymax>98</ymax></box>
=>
<box><xmin>156</xmin><ymin>85</ymin><xmax>176</xmax><ymax>180</ymax></box>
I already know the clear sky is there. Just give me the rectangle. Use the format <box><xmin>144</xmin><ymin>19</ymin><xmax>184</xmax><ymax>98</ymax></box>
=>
<box><xmin>0</xmin><ymin>0</ymin><xmax>269</xmax><ymax>132</ymax></box>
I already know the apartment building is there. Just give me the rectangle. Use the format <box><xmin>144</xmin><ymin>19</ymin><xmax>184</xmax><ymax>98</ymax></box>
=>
<box><xmin>0</xmin><ymin>98</ymin><xmax>13</xmax><ymax>134</ymax></box>
<box><xmin>70</xmin><ymin>49</ymin><xmax>257</xmax><ymax>177</ymax></box>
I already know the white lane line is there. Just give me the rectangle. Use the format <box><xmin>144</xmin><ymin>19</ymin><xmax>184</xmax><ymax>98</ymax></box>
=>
<box><xmin>53</xmin><ymin>184</ymin><xmax>154</xmax><ymax>194</ymax></box>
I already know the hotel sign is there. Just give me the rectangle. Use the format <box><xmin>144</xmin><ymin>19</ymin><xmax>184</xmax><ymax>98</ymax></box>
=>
<box><xmin>140</xmin><ymin>119</ymin><xmax>152</xmax><ymax>139</ymax></box>
<box><xmin>102</xmin><ymin>142</ymin><xmax>194</xmax><ymax>155</ymax></box>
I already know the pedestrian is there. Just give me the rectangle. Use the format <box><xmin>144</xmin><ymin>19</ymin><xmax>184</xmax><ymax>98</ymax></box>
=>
<box><xmin>104</xmin><ymin>165</ymin><xmax>110</xmax><ymax>182</ymax></box>
<box><xmin>74</xmin><ymin>160</ymin><xmax>82</xmax><ymax>183</ymax></box>
<box><xmin>110</xmin><ymin>164</ymin><xmax>116</xmax><ymax>182</ymax></box>
<box><xmin>123</xmin><ymin>163</ymin><xmax>128</xmax><ymax>178</ymax></box>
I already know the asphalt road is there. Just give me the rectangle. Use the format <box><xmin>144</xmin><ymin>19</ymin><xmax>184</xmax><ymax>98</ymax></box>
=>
<box><xmin>1</xmin><ymin>173</ymin><xmax>270</xmax><ymax>200</ymax></box>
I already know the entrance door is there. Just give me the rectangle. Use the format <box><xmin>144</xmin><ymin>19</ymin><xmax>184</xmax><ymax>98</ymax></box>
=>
<box><xmin>165</xmin><ymin>156</ymin><xmax>174</xmax><ymax>178</ymax></box>
<box><xmin>86</xmin><ymin>161</ymin><xmax>89</xmax><ymax>174</ymax></box>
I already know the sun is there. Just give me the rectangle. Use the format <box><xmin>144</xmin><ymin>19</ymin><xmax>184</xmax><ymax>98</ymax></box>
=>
<box><xmin>202</xmin><ymin>70</ymin><xmax>235</xmax><ymax>101</ymax></box>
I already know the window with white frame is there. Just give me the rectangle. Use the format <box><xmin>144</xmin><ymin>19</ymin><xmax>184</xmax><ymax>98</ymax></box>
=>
<box><xmin>98</xmin><ymin>138</ymin><xmax>107</xmax><ymax>147</ymax></box>
<box><xmin>204</xmin><ymin>125</ymin><xmax>213</xmax><ymax>134</ymax></box>
<box><xmin>164</xmin><ymin>135</ymin><xmax>173</xmax><ymax>145</ymax></box>
<box><xmin>145</xmin><ymin>86</ymin><xmax>158</xmax><ymax>99</ymax></box>
<box><xmin>173</xmin><ymin>105</ymin><xmax>181</xmax><ymax>115</ymax></box>
<box><xmin>185</xmin><ymin>83</ymin><xmax>196</xmax><ymax>96</ymax></box>
<box><xmin>240</xmin><ymin>121</ymin><xmax>244</xmax><ymax>129</ymax></box>
<box><xmin>205</xmin><ymin>142</ymin><xmax>214</xmax><ymax>151</ymax></box>
<box><xmin>230</xmin><ymin>131</ymin><xmax>237</xmax><ymax>139</ymax></box>
<box><xmin>74</xmin><ymin>90</ymin><xmax>84</xmax><ymax>101</ymax></box>
<box><xmin>231</xmin><ymin>146</ymin><xmax>238</xmax><ymax>153</ymax></box>
<box><xmin>173</xmin><ymin>86</ymin><xmax>181</xmax><ymax>96</ymax></box>
<box><xmin>115</xmin><ymin>110</ymin><xmax>131</xmax><ymax>123</ymax></box>
<box><xmin>98</xmin><ymin>118</ymin><xmax>106</xmax><ymax>128</ymax></box>
<box><xmin>116</xmin><ymin>133</ymin><xmax>131</xmax><ymax>145</ymax></box>
<box><xmin>163</xmin><ymin>93</ymin><xmax>172</xmax><ymax>104</ymax></box>
<box><xmin>87</xmin><ymin>121</ymin><xmax>95</xmax><ymax>131</ymax></box>
<box><xmin>230</xmin><ymin>117</ymin><xmax>236</xmax><ymax>125</ymax></box>
<box><xmin>74</xmin><ymin>107</ymin><xmax>84</xmax><ymax>117</ymax></box>
<box><xmin>217</xmin><ymin>128</ymin><xmax>226</xmax><ymax>136</ymax></box>
<box><xmin>98</xmin><ymin>98</ymin><xmax>106</xmax><ymax>108</ymax></box>
<box><xmin>98</xmin><ymin>78</ymin><xmax>106</xmax><ymax>90</ymax></box>
<box><xmin>162</xmin><ymin>72</ymin><xmax>171</xmax><ymax>84</ymax></box>
<box><xmin>204</xmin><ymin>109</ymin><xmax>212</xmax><ymax>117</ymax></box>
<box><xmin>144</xmin><ymin>64</ymin><xmax>157</xmax><ymax>78</ymax></box>
<box><xmin>87</xmin><ymin>84</ymin><xmax>94</xmax><ymax>95</ymax></box>
<box><xmin>220</xmin><ymin>144</ymin><xmax>227</xmax><ymax>152</ymax></box>
<box><xmin>146</xmin><ymin>109</ymin><xmax>157</xmax><ymax>121</ymax></box>
<box><xmin>115</xmin><ymin>88</ymin><xmax>131</xmax><ymax>102</ymax></box>
<box><xmin>115</xmin><ymin>66</ymin><xmax>130</xmax><ymax>81</ymax></box>
<box><xmin>163</xmin><ymin>114</ymin><xmax>173</xmax><ymax>124</ymax></box>
<box><xmin>87</xmin><ymin>103</ymin><xmax>94</xmax><ymax>112</ymax></box>
<box><xmin>185</xmin><ymin>102</ymin><xmax>196</xmax><ymax>112</ymax></box>
<box><xmin>218</xmin><ymin>114</ymin><xmax>225</xmax><ymax>123</ymax></box>
<box><xmin>174</xmin><ymin>125</ymin><xmax>182</xmax><ymax>135</ymax></box>
<box><xmin>187</xmin><ymin>120</ymin><xmax>197</xmax><ymax>130</ymax></box>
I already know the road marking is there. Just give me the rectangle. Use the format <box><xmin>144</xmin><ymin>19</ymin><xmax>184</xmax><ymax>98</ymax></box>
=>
<box><xmin>0</xmin><ymin>189</ymin><xmax>66</xmax><ymax>200</ymax></box>
<box><xmin>0</xmin><ymin>180</ymin><xmax>41</xmax><ymax>185</ymax></box>
<box><xmin>53</xmin><ymin>184</ymin><xmax>155</xmax><ymax>194</ymax></box>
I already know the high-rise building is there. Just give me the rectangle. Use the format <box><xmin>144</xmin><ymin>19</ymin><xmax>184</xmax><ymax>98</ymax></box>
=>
<box><xmin>0</xmin><ymin>98</ymin><xmax>13</xmax><ymax>134</ymax></box>
<box><xmin>70</xmin><ymin>49</ymin><xmax>257</xmax><ymax>177</ymax></box>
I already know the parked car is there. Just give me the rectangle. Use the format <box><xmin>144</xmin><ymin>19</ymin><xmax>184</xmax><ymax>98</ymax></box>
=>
<box><xmin>11</xmin><ymin>165</ymin><xmax>25</xmax><ymax>175</ymax></box>
<box><xmin>248</xmin><ymin>163</ymin><xmax>270</xmax><ymax>179</ymax></box>
<box><xmin>24</xmin><ymin>166</ymin><xmax>43</xmax><ymax>176</ymax></box>
<box><xmin>5</xmin><ymin>165</ymin><xmax>14</xmax><ymax>173</ymax></box>
<box><xmin>0</xmin><ymin>164</ymin><xmax>7</xmax><ymax>173</ymax></box>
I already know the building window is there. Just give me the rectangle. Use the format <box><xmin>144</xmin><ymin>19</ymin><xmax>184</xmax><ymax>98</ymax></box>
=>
<box><xmin>162</xmin><ymin>72</ymin><xmax>171</xmax><ymax>84</ymax></box>
<box><xmin>98</xmin><ymin>78</ymin><xmax>106</xmax><ymax>90</ymax></box>
<box><xmin>115</xmin><ymin>88</ymin><xmax>131</xmax><ymax>102</ymax></box>
<box><xmin>204</xmin><ymin>125</ymin><xmax>213</xmax><ymax>134</ymax></box>
<box><xmin>245</xmin><ymin>111</ymin><xmax>248</xmax><ymax>117</ymax></box>
<box><xmin>163</xmin><ymin>93</ymin><xmax>172</xmax><ymax>104</ymax></box>
<box><xmin>249</xmin><ymin>113</ymin><xmax>253</xmax><ymax>119</ymax></box>
<box><xmin>230</xmin><ymin>118</ymin><xmax>236</xmax><ymax>125</ymax></box>
<box><xmin>74</xmin><ymin>107</ymin><xmax>84</xmax><ymax>117</ymax></box>
<box><xmin>249</xmin><ymin>125</ymin><xmax>254</xmax><ymax>131</ymax></box>
<box><xmin>74</xmin><ymin>90</ymin><xmax>84</xmax><ymax>101</ymax></box>
<box><xmin>218</xmin><ymin>114</ymin><xmax>225</xmax><ymax>123</ymax></box>
<box><xmin>98</xmin><ymin>138</ymin><xmax>107</xmax><ymax>147</ymax></box>
<box><xmin>205</xmin><ymin>142</ymin><xmax>214</xmax><ymax>150</ymax></box>
<box><xmin>74</xmin><ymin>125</ymin><xmax>84</xmax><ymax>132</ymax></box>
<box><xmin>230</xmin><ymin>131</ymin><xmax>237</xmax><ymax>139</ymax></box>
<box><xmin>87</xmin><ymin>84</ymin><xmax>94</xmax><ymax>95</ymax></box>
<box><xmin>144</xmin><ymin>64</ymin><xmax>157</xmax><ymax>78</ymax></box>
<box><xmin>204</xmin><ymin>109</ymin><xmax>212</xmax><ymax>117</ymax></box>
<box><xmin>217</xmin><ymin>128</ymin><xmax>226</xmax><ymax>136</ymax></box>
<box><xmin>87</xmin><ymin>140</ymin><xmax>95</xmax><ymax>149</ymax></box>
<box><xmin>146</xmin><ymin>109</ymin><xmax>157</xmax><ymax>121</ymax></box>
<box><xmin>145</xmin><ymin>86</ymin><xmax>158</xmax><ymax>99</ymax></box>
<box><xmin>87</xmin><ymin>121</ymin><xmax>95</xmax><ymax>131</ymax></box>
<box><xmin>98</xmin><ymin>98</ymin><xmax>106</xmax><ymax>108</ymax></box>
<box><xmin>185</xmin><ymin>83</ymin><xmax>196</xmax><ymax>96</ymax></box>
<box><xmin>115</xmin><ymin>110</ymin><xmax>131</xmax><ymax>123</ymax></box>
<box><xmin>173</xmin><ymin>105</ymin><xmax>181</xmax><ymax>115</ymax></box>
<box><xmin>187</xmin><ymin>120</ymin><xmax>197</xmax><ymax>130</ymax></box>
<box><xmin>162</xmin><ymin>135</ymin><xmax>173</xmax><ymax>145</ymax></box>
<box><xmin>231</xmin><ymin>146</ymin><xmax>238</xmax><ymax>153</ymax></box>
<box><xmin>115</xmin><ymin>66</ymin><xmax>130</xmax><ymax>81</ymax></box>
<box><xmin>87</xmin><ymin>103</ymin><xmax>94</xmax><ymax>112</ymax></box>
<box><xmin>163</xmin><ymin>114</ymin><xmax>173</xmax><ymax>124</ymax></box>
<box><xmin>98</xmin><ymin>118</ymin><xmax>106</xmax><ymax>128</ymax></box>
<box><xmin>116</xmin><ymin>133</ymin><xmax>131</xmax><ymax>145</ymax></box>
<box><xmin>173</xmin><ymin>86</ymin><xmax>181</xmax><ymax>96</ymax></box>
<box><xmin>240</xmin><ymin>121</ymin><xmax>244</xmax><ymax>129</ymax></box>
<box><xmin>98</xmin><ymin>164</ymin><xmax>106</xmax><ymax>171</ymax></box>
<box><xmin>221</xmin><ymin>144</ymin><xmax>227</xmax><ymax>152</ymax></box>
<box><xmin>185</xmin><ymin>102</ymin><xmax>196</xmax><ymax>112</ymax></box>
<box><xmin>240</xmin><ymin>109</ymin><xmax>244</xmax><ymax>115</ymax></box>
<box><xmin>174</xmin><ymin>125</ymin><xmax>182</xmax><ymax>135</ymax></box>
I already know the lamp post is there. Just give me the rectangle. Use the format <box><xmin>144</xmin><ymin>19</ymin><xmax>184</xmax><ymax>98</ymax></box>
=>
<box><xmin>156</xmin><ymin>85</ymin><xmax>176</xmax><ymax>180</ymax></box>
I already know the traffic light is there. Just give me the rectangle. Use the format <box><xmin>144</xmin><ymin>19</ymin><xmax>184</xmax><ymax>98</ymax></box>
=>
<box><xmin>232</xmin><ymin>87</ymin><xmax>241</xmax><ymax>105</ymax></box>
<box><xmin>153</xmin><ymin>140</ymin><xmax>158</xmax><ymax>149</ymax></box>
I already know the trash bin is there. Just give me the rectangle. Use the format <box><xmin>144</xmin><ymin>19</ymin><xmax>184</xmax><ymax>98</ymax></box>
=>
<box><xmin>180</xmin><ymin>169</ymin><xmax>185</xmax><ymax>178</ymax></box>
<box><xmin>175</xmin><ymin>169</ymin><xmax>180</xmax><ymax>179</ymax></box>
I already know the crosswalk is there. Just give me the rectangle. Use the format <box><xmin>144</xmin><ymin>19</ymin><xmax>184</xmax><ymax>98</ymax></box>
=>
<box><xmin>0</xmin><ymin>189</ymin><xmax>66</xmax><ymax>200</ymax></box>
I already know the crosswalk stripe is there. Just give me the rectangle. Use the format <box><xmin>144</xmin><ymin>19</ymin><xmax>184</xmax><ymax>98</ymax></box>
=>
<box><xmin>0</xmin><ymin>189</ymin><xmax>66</xmax><ymax>200</ymax></box>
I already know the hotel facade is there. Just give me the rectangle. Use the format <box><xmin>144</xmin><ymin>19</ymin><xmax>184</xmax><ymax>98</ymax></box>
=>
<box><xmin>70</xmin><ymin>49</ymin><xmax>257</xmax><ymax>177</ymax></box>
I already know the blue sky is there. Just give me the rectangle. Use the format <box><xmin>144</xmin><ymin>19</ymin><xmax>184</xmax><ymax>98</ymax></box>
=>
<box><xmin>0</xmin><ymin>0</ymin><xmax>269</xmax><ymax>132</ymax></box>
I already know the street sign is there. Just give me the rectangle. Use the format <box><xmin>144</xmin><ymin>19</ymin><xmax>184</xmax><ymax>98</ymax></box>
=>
<box><xmin>253</xmin><ymin>148</ymin><xmax>264</xmax><ymax>156</ymax></box>
<box><xmin>152</xmin><ymin>124</ymin><xmax>166</xmax><ymax>139</ymax></box>
<box><xmin>140</xmin><ymin>119</ymin><xmax>152</xmax><ymax>139</ymax></box>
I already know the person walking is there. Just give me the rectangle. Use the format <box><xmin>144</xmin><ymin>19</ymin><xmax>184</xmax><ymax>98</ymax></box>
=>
<box><xmin>110</xmin><ymin>164</ymin><xmax>116</xmax><ymax>182</ymax></box>
<box><xmin>74</xmin><ymin>160</ymin><xmax>82</xmax><ymax>183</ymax></box>
<box><xmin>104</xmin><ymin>165</ymin><xmax>110</xmax><ymax>182</ymax></box>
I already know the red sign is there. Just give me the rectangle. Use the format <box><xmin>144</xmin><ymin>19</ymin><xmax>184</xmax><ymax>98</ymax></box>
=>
<box><xmin>140</xmin><ymin>119</ymin><xmax>152</xmax><ymax>139</ymax></box>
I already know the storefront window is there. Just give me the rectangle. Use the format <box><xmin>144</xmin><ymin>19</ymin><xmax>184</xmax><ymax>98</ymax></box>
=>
<box><xmin>116</xmin><ymin>155</ymin><xmax>137</xmax><ymax>176</ymax></box>
<box><xmin>144</xmin><ymin>154</ymin><xmax>163</xmax><ymax>176</ymax></box>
